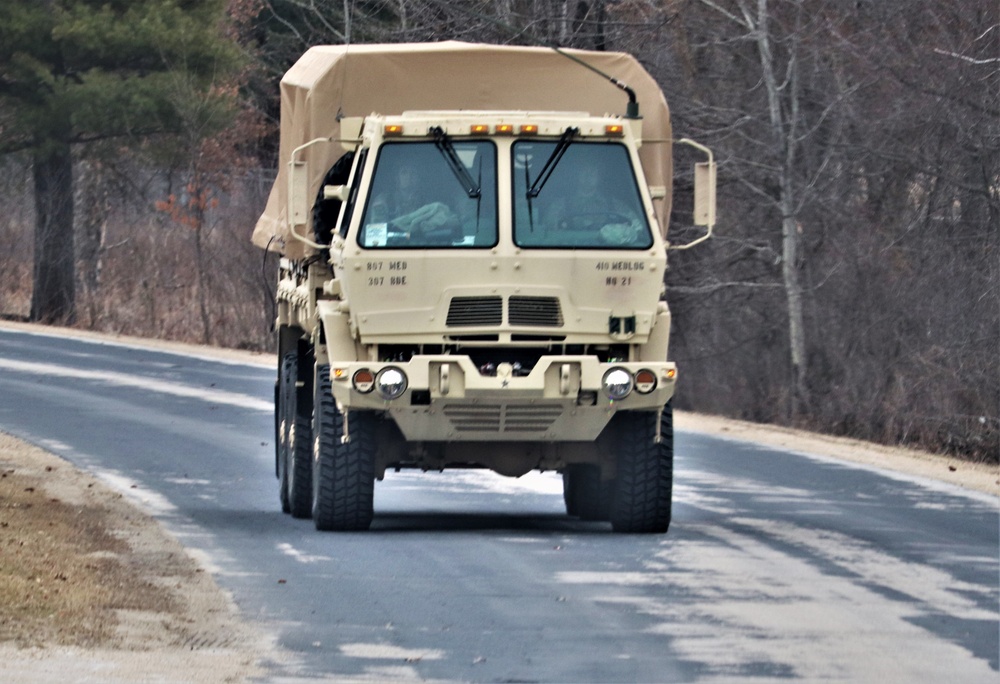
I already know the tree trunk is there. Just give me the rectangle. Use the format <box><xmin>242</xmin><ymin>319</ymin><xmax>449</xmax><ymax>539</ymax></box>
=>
<box><xmin>781</xmin><ymin>204</ymin><xmax>808</xmax><ymax>414</ymax></box>
<box><xmin>192</xmin><ymin>204</ymin><xmax>212</xmax><ymax>345</ymax></box>
<box><xmin>752</xmin><ymin>0</ymin><xmax>808</xmax><ymax>416</ymax></box>
<box><xmin>77</xmin><ymin>160</ymin><xmax>110</xmax><ymax>326</ymax></box>
<box><xmin>30</xmin><ymin>136</ymin><xmax>76</xmax><ymax>324</ymax></box>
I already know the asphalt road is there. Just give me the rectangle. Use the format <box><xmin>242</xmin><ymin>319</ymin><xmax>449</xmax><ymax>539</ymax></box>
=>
<box><xmin>0</xmin><ymin>326</ymin><xmax>996</xmax><ymax>683</ymax></box>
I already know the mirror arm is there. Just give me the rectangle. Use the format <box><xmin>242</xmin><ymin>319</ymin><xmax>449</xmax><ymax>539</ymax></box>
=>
<box><xmin>287</xmin><ymin>137</ymin><xmax>360</xmax><ymax>249</ymax></box>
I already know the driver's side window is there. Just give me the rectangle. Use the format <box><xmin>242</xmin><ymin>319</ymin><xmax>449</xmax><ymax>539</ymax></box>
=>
<box><xmin>338</xmin><ymin>149</ymin><xmax>368</xmax><ymax>239</ymax></box>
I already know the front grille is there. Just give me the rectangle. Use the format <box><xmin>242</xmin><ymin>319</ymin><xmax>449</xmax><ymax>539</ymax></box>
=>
<box><xmin>444</xmin><ymin>404</ymin><xmax>563</xmax><ymax>433</ymax></box>
<box><xmin>508</xmin><ymin>296</ymin><xmax>563</xmax><ymax>327</ymax></box>
<box><xmin>444</xmin><ymin>405</ymin><xmax>502</xmax><ymax>432</ymax></box>
<box><xmin>446</xmin><ymin>295</ymin><xmax>564</xmax><ymax>328</ymax></box>
<box><xmin>446</xmin><ymin>296</ymin><xmax>502</xmax><ymax>327</ymax></box>
<box><xmin>503</xmin><ymin>405</ymin><xmax>563</xmax><ymax>432</ymax></box>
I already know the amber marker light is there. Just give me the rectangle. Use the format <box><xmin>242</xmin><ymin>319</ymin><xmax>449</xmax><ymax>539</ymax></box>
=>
<box><xmin>383</xmin><ymin>124</ymin><xmax>404</xmax><ymax>136</ymax></box>
<box><xmin>605</xmin><ymin>124</ymin><xmax>625</xmax><ymax>136</ymax></box>
<box><xmin>470</xmin><ymin>124</ymin><xmax>490</xmax><ymax>134</ymax></box>
<box><xmin>495</xmin><ymin>124</ymin><xmax>514</xmax><ymax>135</ymax></box>
<box><xmin>520</xmin><ymin>124</ymin><xmax>539</xmax><ymax>135</ymax></box>
<box><xmin>666</xmin><ymin>368</ymin><xmax>677</xmax><ymax>380</ymax></box>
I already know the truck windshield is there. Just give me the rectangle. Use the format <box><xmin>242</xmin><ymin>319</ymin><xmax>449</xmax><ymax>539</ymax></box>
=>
<box><xmin>512</xmin><ymin>142</ymin><xmax>653</xmax><ymax>249</ymax></box>
<box><xmin>359</xmin><ymin>141</ymin><xmax>498</xmax><ymax>249</ymax></box>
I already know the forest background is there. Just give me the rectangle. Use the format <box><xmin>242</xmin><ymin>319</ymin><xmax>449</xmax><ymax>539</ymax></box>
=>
<box><xmin>0</xmin><ymin>0</ymin><xmax>996</xmax><ymax>462</ymax></box>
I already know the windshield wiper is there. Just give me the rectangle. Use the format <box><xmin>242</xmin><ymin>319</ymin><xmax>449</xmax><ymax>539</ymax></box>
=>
<box><xmin>430</xmin><ymin>126</ymin><xmax>481</xmax><ymax>198</ymax></box>
<box><xmin>474</xmin><ymin>155</ymin><xmax>483</xmax><ymax>234</ymax></box>
<box><xmin>524</xmin><ymin>157</ymin><xmax>537</xmax><ymax>232</ymax></box>
<box><xmin>526</xmin><ymin>127</ymin><xmax>579</xmax><ymax>199</ymax></box>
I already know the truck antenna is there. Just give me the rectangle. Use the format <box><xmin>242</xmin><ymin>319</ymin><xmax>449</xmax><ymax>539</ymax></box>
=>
<box><xmin>415</xmin><ymin>1</ymin><xmax>641</xmax><ymax>119</ymax></box>
<box><xmin>550</xmin><ymin>46</ymin><xmax>640</xmax><ymax>119</ymax></box>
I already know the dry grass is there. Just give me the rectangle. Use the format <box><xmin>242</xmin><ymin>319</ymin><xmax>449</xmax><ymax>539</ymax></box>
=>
<box><xmin>0</xmin><ymin>431</ymin><xmax>263</xmax><ymax>663</ymax></box>
<box><xmin>0</xmin><ymin>462</ymin><xmax>177</xmax><ymax>648</ymax></box>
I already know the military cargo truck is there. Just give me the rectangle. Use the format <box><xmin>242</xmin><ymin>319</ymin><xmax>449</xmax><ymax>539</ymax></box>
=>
<box><xmin>253</xmin><ymin>42</ymin><xmax>715</xmax><ymax>533</ymax></box>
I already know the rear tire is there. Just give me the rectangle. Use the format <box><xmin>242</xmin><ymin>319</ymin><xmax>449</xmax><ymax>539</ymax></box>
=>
<box><xmin>277</xmin><ymin>355</ymin><xmax>293</xmax><ymax>513</ymax></box>
<box><xmin>280</xmin><ymin>353</ymin><xmax>313</xmax><ymax>519</ymax></box>
<box><xmin>274</xmin><ymin>375</ymin><xmax>284</xmax><ymax>501</ymax></box>
<box><xmin>312</xmin><ymin>365</ymin><xmax>376</xmax><ymax>531</ymax></box>
<box><xmin>610</xmin><ymin>404</ymin><xmax>673</xmax><ymax>534</ymax></box>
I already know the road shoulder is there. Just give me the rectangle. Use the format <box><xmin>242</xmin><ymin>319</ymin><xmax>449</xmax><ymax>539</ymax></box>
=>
<box><xmin>0</xmin><ymin>433</ymin><xmax>271</xmax><ymax>682</ymax></box>
<box><xmin>676</xmin><ymin>412</ymin><xmax>998</xmax><ymax>497</ymax></box>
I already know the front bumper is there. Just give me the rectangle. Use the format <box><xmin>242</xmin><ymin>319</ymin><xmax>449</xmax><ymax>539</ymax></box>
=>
<box><xmin>327</xmin><ymin>355</ymin><xmax>676</xmax><ymax>442</ymax></box>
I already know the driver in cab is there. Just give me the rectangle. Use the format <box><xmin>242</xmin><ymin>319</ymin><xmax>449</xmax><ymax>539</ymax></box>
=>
<box><xmin>367</xmin><ymin>164</ymin><xmax>461</xmax><ymax>245</ymax></box>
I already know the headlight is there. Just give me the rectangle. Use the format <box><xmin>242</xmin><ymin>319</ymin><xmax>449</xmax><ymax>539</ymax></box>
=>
<box><xmin>602</xmin><ymin>368</ymin><xmax>634</xmax><ymax>400</ymax></box>
<box><xmin>375</xmin><ymin>367</ymin><xmax>408</xmax><ymax>400</ymax></box>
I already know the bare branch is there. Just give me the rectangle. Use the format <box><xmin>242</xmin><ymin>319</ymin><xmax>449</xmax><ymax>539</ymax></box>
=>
<box><xmin>932</xmin><ymin>47</ymin><xmax>1000</xmax><ymax>66</ymax></box>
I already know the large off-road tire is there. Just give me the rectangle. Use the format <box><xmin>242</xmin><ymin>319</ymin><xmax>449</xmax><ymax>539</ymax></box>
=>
<box><xmin>273</xmin><ymin>379</ymin><xmax>281</xmax><ymax>481</ymax></box>
<box><xmin>276</xmin><ymin>355</ymin><xmax>292</xmax><ymax>513</ymax></box>
<box><xmin>312</xmin><ymin>365</ymin><xmax>376</xmax><ymax>531</ymax></box>
<box><xmin>609</xmin><ymin>404</ymin><xmax>673</xmax><ymax>534</ymax></box>
<box><xmin>278</xmin><ymin>353</ymin><xmax>313</xmax><ymax>518</ymax></box>
<box><xmin>562</xmin><ymin>464</ymin><xmax>612</xmax><ymax>521</ymax></box>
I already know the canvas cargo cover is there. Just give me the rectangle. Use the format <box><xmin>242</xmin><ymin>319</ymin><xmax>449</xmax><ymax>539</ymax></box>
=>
<box><xmin>253</xmin><ymin>41</ymin><xmax>673</xmax><ymax>256</ymax></box>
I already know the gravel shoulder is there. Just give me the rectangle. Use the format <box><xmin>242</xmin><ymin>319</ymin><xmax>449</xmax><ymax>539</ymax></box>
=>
<box><xmin>676</xmin><ymin>412</ymin><xmax>999</xmax><ymax>497</ymax></box>
<box><xmin>0</xmin><ymin>321</ymin><xmax>995</xmax><ymax>681</ymax></box>
<box><xmin>0</xmin><ymin>434</ymin><xmax>269</xmax><ymax>683</ymax></box>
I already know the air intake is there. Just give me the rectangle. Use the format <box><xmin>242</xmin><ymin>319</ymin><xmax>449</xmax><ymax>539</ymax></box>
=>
<box><xmin>446</xmin><ymin>296</ymin><xmax>502</xmax><ymax>327</ymax></box>
<box><xmin>444</xmin><ymin>404</ymin><xmax>564</xmax><ymax>433</ymax></box>
<box><xmin>508</xmin><ymin>296</ymin><xmax>563</xmax><ymax>327</ymax></box>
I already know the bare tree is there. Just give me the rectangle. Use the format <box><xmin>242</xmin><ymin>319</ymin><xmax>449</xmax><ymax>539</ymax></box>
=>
<box><xmin>687</xmin><ymin>0</ymin><xmax>858</xmax><ymax>416</ymax></box>
<box><xmin>660</xmin><ymin>0</ymin><xmax>997</xmax><ymax>457</ymax></box>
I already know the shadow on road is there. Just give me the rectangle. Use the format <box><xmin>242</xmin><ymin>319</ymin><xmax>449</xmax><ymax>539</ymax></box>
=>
<box><xmin>369</xmin><ymin>511</ymin><xmax>614</xmax><ymax>534</ymax></box>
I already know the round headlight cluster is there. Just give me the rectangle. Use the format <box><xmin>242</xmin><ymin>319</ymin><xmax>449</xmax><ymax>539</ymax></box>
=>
<box><xmin>375</xmin><ymin>367</ymin><xmax>408</xmax><ymax>400</ymax></box>
<box><xmin>352</xmin><ymin>367</ymin><xmax>408</xmax><ymax>400</ymax></box>
<box><xmin>602</xmin><ymin>368</ymin><xmax>634</xmax><ymax>400</ymax></box>
<box><xmin>601</xmin><ymin>367</ymin><xmax>659</xmax><ymax>400</ymax></box>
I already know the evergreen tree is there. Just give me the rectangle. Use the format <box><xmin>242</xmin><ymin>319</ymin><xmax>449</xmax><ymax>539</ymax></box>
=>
<box><xmin>0</xmin><ymin>0</ymin><xmax>241</xmax><ymax>323</ymax></box>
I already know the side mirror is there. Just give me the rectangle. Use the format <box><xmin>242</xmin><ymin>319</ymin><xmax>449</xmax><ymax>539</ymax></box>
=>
<box><xmin>671</xmin><ymin>139</ymin><xmax>717</xmax><ymax>250</ymax></box>
<box><xmin>288</xmin><ymin>160</ymin><xmax>309</xmax><ymax>227</ymax></box>
<box><xmin>693</xmin><ymin>161</ymin><xmax>716</xmax><ymax>227</ymax></box>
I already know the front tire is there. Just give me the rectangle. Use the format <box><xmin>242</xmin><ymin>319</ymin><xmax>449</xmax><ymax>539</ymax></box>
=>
<box><xmin>312</xmin><ymin>365</ymin><xmax>376</xmax><ymax>531</ymax></box>
<box><xmin>610</xmin><ymin>405</ymin><xmax>673</xmax><ymax>534</ymax></box>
